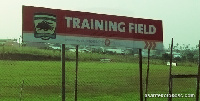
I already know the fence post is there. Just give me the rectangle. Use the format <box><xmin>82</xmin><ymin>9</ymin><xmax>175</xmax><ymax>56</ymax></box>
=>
<box><xmin>145</xmin><ymin>49</ymin><xmax>150</xmax><ymax>101</ymax></box>
<box><xmin>168</xmin><ymin>38</ymin><xmax>173</xmax><ymax>101</ymax></box>
<box><xmin>139</xmin><ymin>49</ymin><xmax>143</xmax><ymax>101</ymax></box>
<box><xmin>75</xmin><ymin>45</ymin><xmax>79</xmax><ymax>101</ymax></box>
<box><xmin>61</xmin><ymin>44</ymin><xmax>66</xmax><ymax>101</ymax></box>
<box><xmin>197</xmin><ymin>40</ymin><xmax>200</xmax><ymax>101</ymax></box>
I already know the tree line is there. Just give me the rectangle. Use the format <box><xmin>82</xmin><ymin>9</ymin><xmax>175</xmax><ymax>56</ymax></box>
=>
<box><xmin>162</xmin><ymin>43</ymin><xmax>199</xmax><ymax>63</ymax></box>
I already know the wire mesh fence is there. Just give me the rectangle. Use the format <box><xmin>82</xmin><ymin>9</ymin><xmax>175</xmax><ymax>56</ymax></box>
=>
<box><xmin>0</xmin><ymin>60</ymin><xmax>62</xmax><ymax>101</ymax></box>
<box><xmin>0</xmin><ymin>44</ymin><xmax>199</xmax><ymax>101</ymax></box>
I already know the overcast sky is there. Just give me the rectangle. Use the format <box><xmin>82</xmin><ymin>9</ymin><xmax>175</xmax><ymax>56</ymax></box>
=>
<box><xmin>0</xmin><ymin>0</ymin><xmax>200</xmax><ymax>48</ymax></box>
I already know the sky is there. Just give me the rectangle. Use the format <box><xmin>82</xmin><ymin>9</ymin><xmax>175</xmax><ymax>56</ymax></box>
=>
<box><xmin>0</xmin><ymin>0</ymin><xmax>200</xmax><ymax>49</ymax></box>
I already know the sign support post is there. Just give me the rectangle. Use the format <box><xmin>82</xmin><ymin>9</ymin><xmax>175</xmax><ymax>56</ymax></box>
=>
<box><xmin>61</xmin><ymin>44</ymin><xmax>66</xmax><ymax>101</ymax></box>
<box><xmin>145</xmin><ymin>49</ymin><xmax>150</xmax><ymax>101</ymax></box>
<box><xmin>197</xmin><ymin>40</ymin><xmax>200</xmax><ymax>101</ymax></box>
<box><xmin>75</xmin><ymin>45</ymin><xmax>79</xmax><ymax>101</ymax></box>
<box><xmin>139</xmin><ymin>49</ymin><xmax>143</xmax><ymax>101</ymax></box>
<box><xmin>168</xmin><ymin>38</ymin><xmax>173</xmax><ymax>101</ymax></box>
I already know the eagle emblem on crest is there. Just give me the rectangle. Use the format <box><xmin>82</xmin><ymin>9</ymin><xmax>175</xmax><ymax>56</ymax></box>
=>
<box><xmin>34</xmin><ymin>13</ymin><xmax>56</xmax><ymax>40</ymax></box>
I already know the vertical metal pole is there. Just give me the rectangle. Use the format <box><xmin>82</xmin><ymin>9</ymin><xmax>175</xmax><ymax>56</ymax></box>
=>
<box><xmin>168</xmin><ymin>38</ymin><xmax>173</xmax><ymax>101</ymax></box>
<box><xmin>19</xmin><ymin>38</ymin><xmax>20</xmax><ymax>47</ymax></box>
<box><xmin>139</xmin><ymin>49</ymin><xmax>143</xmax><ymax>101</ymax></box>
<box><xmin>61</xmin><ymin>44</ymin><xmax>65</xmax><ymax>101</ymax></box>
<box><xmin>75</xmin><ymin>45</ymin><xmax>79</xmax><ymax>101</ymax></box>
<box><xmin>22</xmin><ymin>6</ymin><xmax>24</xmax><ymax>44</ymax></box>
<box><xmin>145</xmin><ymin>49</ymin><xmax>150</xmax><ymax>101</ymax></box>
<box><xmin>196</xmin><ymin>40</ymin><xmax>200</xmax><ymax>101</ymax></box>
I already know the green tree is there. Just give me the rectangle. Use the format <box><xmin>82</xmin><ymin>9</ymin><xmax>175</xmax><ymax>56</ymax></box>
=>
<box><xmin>162</xmin><ymin>53</ymin><xmax>171</xmax><ymax>62</ymax></box>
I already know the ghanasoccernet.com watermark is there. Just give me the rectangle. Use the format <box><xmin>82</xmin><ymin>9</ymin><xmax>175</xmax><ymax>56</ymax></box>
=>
<box><xmin>145</xmin><ymin>94</ymin><xmax>195</xmax><ymax>98</ymax></box>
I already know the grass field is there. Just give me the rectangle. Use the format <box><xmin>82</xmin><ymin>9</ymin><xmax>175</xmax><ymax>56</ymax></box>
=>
<box><xmin>0</xmin><ymin>60</ymin><xmax>199</xmax><ymax>101</ymax></box>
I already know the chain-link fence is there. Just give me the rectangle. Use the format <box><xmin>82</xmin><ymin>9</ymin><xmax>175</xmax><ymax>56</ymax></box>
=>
<box><xmin>0</xmin><ymin>44</ymin><xmax>199</xmax><ymax>101</ymax></box>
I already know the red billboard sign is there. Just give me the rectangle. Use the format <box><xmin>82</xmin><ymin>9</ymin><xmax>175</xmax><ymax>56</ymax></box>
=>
<box><xmin>23</xmin><ymin>6</ymin><xmax>163</xmax><ymax>49</ymax></box>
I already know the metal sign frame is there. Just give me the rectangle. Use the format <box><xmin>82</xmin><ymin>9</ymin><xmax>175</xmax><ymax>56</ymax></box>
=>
<box><xmin>168</xmin><ymin>39</ymin><xmax>200</xmax><ymax>101</ymax></box>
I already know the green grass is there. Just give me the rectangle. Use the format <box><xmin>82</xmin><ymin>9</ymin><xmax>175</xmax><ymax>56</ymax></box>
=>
<box><xmin>0</xmin><ymin>60</ymin><xmax>198</xmax><ymax>101</ymax></box>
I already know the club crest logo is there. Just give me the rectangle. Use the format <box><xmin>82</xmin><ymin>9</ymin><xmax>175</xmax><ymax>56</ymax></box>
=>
<box><xmin>34</xmin><ymin>13</ymin><xmax>56</xmax><ymax>40</ymax></box>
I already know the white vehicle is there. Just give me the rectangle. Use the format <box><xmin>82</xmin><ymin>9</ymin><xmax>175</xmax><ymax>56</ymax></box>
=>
<box><xmin>105</xmin><ymin>48</ymin><xmax>125</xmax><ymax>54</ymax></box>
<box><xmin>167</xmin><ymin>62</ymin><xmax>177</xmax><ymax>66</ymax></box>
<box><xmin>68</xmin><ymin>49</ymin><xmax>91</xmax><ymax>53</ymax></box>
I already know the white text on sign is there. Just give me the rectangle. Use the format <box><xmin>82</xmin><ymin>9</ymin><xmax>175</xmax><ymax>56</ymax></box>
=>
<box><xmin>65</xmin><ymin>17</ymin><xmax>156</xmax><ymax>34</ymax></box>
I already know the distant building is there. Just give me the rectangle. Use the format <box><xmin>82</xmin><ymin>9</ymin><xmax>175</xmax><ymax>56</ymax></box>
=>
<box><xmin>142</xmin><ymin>49</ymin><xmax>157</xmax><ymax>57</ymax></box>
<box><xmin>165</xmin><ymin>52</ymin><xmax>181</xmax><ymax>58</ymax></box>
<box><xmin>0</xmin><ymin>39</ymin><xmax>18</xmax><ymax>47</ymax></box>
<box><xmin>25</xmin><ymin>42</ymin><xmax>49</xmax><ymax>49</ymax></box>
<box><xmin>105</xmin><ymin>48</ymin><xmax>125</xmax><ymax>54</ymax></box>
